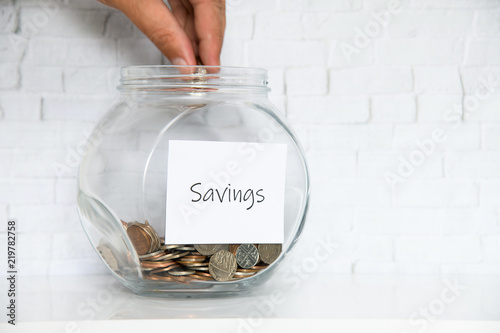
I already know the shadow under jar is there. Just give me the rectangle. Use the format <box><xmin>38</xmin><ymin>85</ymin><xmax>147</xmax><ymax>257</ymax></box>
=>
<box><xmin>77</xmin><ymin>66</ymin><xmax>310</xmax><ymax>297</ymax></box>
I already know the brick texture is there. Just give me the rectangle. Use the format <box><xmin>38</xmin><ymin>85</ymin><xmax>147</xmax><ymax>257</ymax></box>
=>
<box><xmin>0</xmin><ymin>0</ymin><xmax>499</xmax><ymax>279</ymax></box>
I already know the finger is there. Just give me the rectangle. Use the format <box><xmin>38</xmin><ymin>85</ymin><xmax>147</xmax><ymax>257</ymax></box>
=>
<box><xmin>189</xmin><ymin>0</ymin><xmax>226</xmax><ymax>66</ymax></box>
<box><xmin>172</xmin><ymin>0</ymin><xmax>198</xmax><ymax>57</ymax></box>
<box><xmin>96</xmin><ymin>0</ymin><xmax>112</xmax><ymax>6</ymax></box>
<box><xmin>169</xmin><ymin>0</ymin><xmax>189</xmax><ymax>28</ymax></box>
<box><xmin>108</xmin><ymin>0</ymin><xmax>197</xmax><ymax>66</ymax></box>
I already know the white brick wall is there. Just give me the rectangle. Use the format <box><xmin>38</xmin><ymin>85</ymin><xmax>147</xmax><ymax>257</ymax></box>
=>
<box><xmin>396</xmin><ymin>235</ymin><xmax>482</xmax><ymax>263</ymax></box>
<box><xmin>330</xmin><ymin>67</ymin><xmax>413</xmax><ymax>94</ymax></box>
<box><xmin>371</xmin><ymin>95</ymin><xmax>416</xmax><ymax>122</ymax></box>
<box><xmin>0</xmin><ymin>0</ymin><xmax>500</xmax><ymax>280</ymax></box>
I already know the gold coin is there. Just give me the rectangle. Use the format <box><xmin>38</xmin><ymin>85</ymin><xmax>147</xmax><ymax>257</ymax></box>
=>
<box><xmin>141</xmin><ymin>223</ymin><xmax>157</xmax><ymax>253</ymax></box>
<box><xmin>194</xmin><ymin>271</ymin><xmax>212</xmax><ymax>278</ymax></box>
<box><xmin>149</xmin><ymin>264</ymin><xmax>181</xmax><ymax>274</ymax></box>
<box><xmin>209</xmin><ymin>250</ymin><xmax>237</xmax><ymax>282</ymax></box>
<box><xmin>124</xmin><ymin>221</ymin><xmax>161</xmax><ymax>255</ymax></box>
<box><xmin>177</xmin><ymin>256</ymin><xmax>206</xmax><ymax>262</ymax></box>
<box><xmin>252</xmin><ymin>264</ymin><xmax>269</xmax><ymax>270</ymax></box>
<box><xmin>191</xmin><ymin>274</ymin><xmax>213</xmax><ymax>281</ymax></box>
<box><xmin>236</xmin><ymin>268</ymin><xmax>259</xmax><ymax>273</ymax></box>
<box><xmin>144</xmin><ymin>274</ymin><xmax>176</xmax><ymax>282</ymax></box>
<box><xmin>126</xmin><ymin>225</ymin><xmax>151</xmax><ymax>255</ymax></box>
<box><xmin>229</xmin><ymin>244</ymin><xmax>240</xmax><ymax>255</ymax></box>
<box><xmin>170</xmin><ymin>275</ymin><xmax>193</xmax><ymax>284</ymax></box>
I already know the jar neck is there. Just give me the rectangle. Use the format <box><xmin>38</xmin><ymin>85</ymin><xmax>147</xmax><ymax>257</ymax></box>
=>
<box><xmin>118</xmin><ymin>65</ymin><xmax>270</xmax><ymax>95</ymax></box>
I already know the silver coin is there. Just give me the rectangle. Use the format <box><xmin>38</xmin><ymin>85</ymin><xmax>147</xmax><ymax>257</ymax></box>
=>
<box><xmin>138</xmin><ymin>249</ymin><xmax>165</xmax><ymax>259</ymax></box>
<box><xmin>97</xmin><ymin>244</ymin><xmax>119</xmax><ymax>272</ymax></box>
<box><xmin>194</xmin><ymin>244</ymin><xmax>228</xmax><ymax>256</ymax></box>
<box><xmin>258</xmin><ymin>244</ymin><xmax>282</xmax><ymax>264</ymax></box>
<box><xmin>234</xmin><ymin>271</ymin><xmax>256</xmax><ymax>277</ymax></box>
<box><xmin>163</xmin><ymin>244</ymin><xmax>183</xmax><ymax>250</ymax></box>
<box><xmin>189</xmin><ymin>266</ymin><xmax>209</xmax><ymax>271</ymax></box>
<box><xmin>235</xmin><ymin>244</ymin><xmax>260</xmax><ymax>269</ymax></box>
<box><xmin>175</xmin><ymin>246</ymin><xmax>196</xmax><ymax>251</ymax></box>
<box><xmin>168</xmin><ymin>268</ymin><xmax>195</xmax><ymax>276</ymax></box>
<box><xmin>209</xmin><ymin>250</ymin><xmax>237</xmax><ymax>282</ymax></box>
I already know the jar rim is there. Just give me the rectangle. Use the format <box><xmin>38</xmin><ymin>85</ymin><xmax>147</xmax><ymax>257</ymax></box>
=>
<box><xmin>119</xmin><ymin>65</ymin><xmax>270</xmax><ymax>93</ymax></box>
<box><xmin>121</xmin><ymin>65</ymin><xmax>268</xmax><ymax>76</ymax></box>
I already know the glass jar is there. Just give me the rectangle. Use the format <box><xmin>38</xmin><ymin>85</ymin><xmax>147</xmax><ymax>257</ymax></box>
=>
<box><xmin>78</xmin><ymin>66</ymin><xmax>309</xmax><ymax>296</ymax></box>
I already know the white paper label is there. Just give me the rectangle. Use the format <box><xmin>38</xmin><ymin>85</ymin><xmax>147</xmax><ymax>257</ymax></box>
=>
<box><xmin>165</xmin><ymin>140</ymin><xmax>287</xmax><ymax>244</ymax></box>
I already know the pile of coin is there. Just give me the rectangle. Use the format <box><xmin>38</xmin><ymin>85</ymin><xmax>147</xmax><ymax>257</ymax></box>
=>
<box><xmin>122</xmin><ymin>221</ymin><xmax>282</xmax><ymax>283</ymax></box>
<box><xmin>123</xmin><ymin>221</ymin><xmax>161</xmax><ymax>255</ymax></box>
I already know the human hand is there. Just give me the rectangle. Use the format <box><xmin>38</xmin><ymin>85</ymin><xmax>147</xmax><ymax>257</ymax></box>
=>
<box><xmin>98</xmin><ymin>0</ymin><xmax>225</xmax><ymax>66</ymax></box>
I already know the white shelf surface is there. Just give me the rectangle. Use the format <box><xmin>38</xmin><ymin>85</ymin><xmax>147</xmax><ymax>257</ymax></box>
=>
<box><xmin>1</xmin><ymin>273</ymin><xmax>499</xmax><ymax>324</ymax></box>
<box><xmin>3</xmin><ymin>319</ymin><xmax>500</xmax><ymax>333</ymax></box>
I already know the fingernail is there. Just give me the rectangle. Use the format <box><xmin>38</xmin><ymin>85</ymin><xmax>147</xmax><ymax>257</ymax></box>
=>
<box><xmin>171</xmin><ymin>58</ymin><xmax>187</xmax><ymax>66</ymax></box>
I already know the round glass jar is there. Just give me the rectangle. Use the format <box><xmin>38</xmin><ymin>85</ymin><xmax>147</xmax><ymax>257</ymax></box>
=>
<box><xmin>78</xmin><ymin>66</ymin><xmax>309</xmax><ymax>296</ymax></box>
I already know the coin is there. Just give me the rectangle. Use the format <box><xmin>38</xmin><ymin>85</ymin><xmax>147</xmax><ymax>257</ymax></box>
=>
<box><xmin>97</xmin><ymin>243</ymin><xmax>119</xmax><ymax>271</ymax></box>
<box><xmin>139</xmin><ymin>249</ymin><xmax>166</xmax><ymax>260</ymax></box>
<box><xmin>234</xmin><ymin>270</ymin><xmax>256</xmax><ymax>277</ymax></box>
<box><xmin>142</xmin><ymin>222</ymin><xmax>160</xmax><ymax>253</ymax></box>
<box><xmin>235</xmin><ymin>244</ymin><xmax>260</xmax><ymax>269</ymax></box>
<box><xmin>194</xmin><ymin>244</ymin><xmax>227</xmax><ymax>256</ymax></box>
<box><xmin>125</xmin><ymin>221</ymin><xmax>161</xmax><ymax>255</ymax></box>
<box><xmin>229</xmin><ymin>244</ymin><xmax>240</xmax><ymax>255</ymax></box>
<box><xmin>126</xmin><ymin>225</ymin><xmax>151</xmax><ymax>255</ymax></box>
<box><xmin>191</xmin><ymin>274</ymin><xmax>213</xmax><ymax>281</ymax></box>
<box><xmin>176</xmin><ymin>261</ymin><xmax>209</xmax><ymax>267</ymax></box>
<box><xmin>236</xmin><ymin>268</ymin><xmax>259</xmax><ymax>273</ymax></box>
<box><xmin>144</xmin><ymin>274</ymin><xmax>176</xmax><ymax>282</ymax></box>
<box><xmin>252</xmin><ymin>264</ymin><xmax>269</xmax><ymax>270</ymax></box>
<box><xmin>170</xmin><ymin>275</ymin><xmax>195</xmax><ymax>284</ymax></box>
<box><xmin>175</xmin><ymin>246</ymin><xmax>196</xmax><ymax>251</ymax></box>
<box><xmin>258</xmin><ymin>244</ymin><xmax>282</xmax><ymax>264</ymax></box>
<box><xmin>168</xmin><ymin>268</ymin><xmax>195</xmax><ymax>276</ymax></box>
<box><xmin>163</xmin><ymin>244</ymin><xmax>183</xmax><ymax>250</ymax></box>
<box><xmin>189</xmin><ymin>266</ymin><xmax>209</xmax><ymax>271</ymax></box>
<box><xmin>150</xmin><ymin>251</ymin><xmax>189</xmax><ymax>261</ymax></box>
<box><xmin>141</xmin><ymin>260</ymin><xmax>177</xmax><ymax>269</ymax></box>
<box><xmin>194</xmin><ymin>271</ymin><xmax>212</xmax><ymax>278</ymax></box>
<box><xmin>179</xmin><ymin>255</ymin><xmax>206</xmax><ymax>262</ymax></box>
<box><xmin>209</xmin><ymin>250</ymin><xmax>237</xmax><ymax>282</ymax></box>
<box><xmin>123</xmin><ymin>219</ymin><xmax>279</xmax><ymax>283</ymax></box>
<box><xmin>149</xmin><ymin>264</ymin><xmax>181</xmax><ymax>274</ymax></box>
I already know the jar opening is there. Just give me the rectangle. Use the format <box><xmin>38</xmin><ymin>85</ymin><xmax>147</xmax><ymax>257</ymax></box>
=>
<box><xmin>119</xmin><ymin>65</ymin><xmax>270</xmax><ymax>93</ymax></box>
